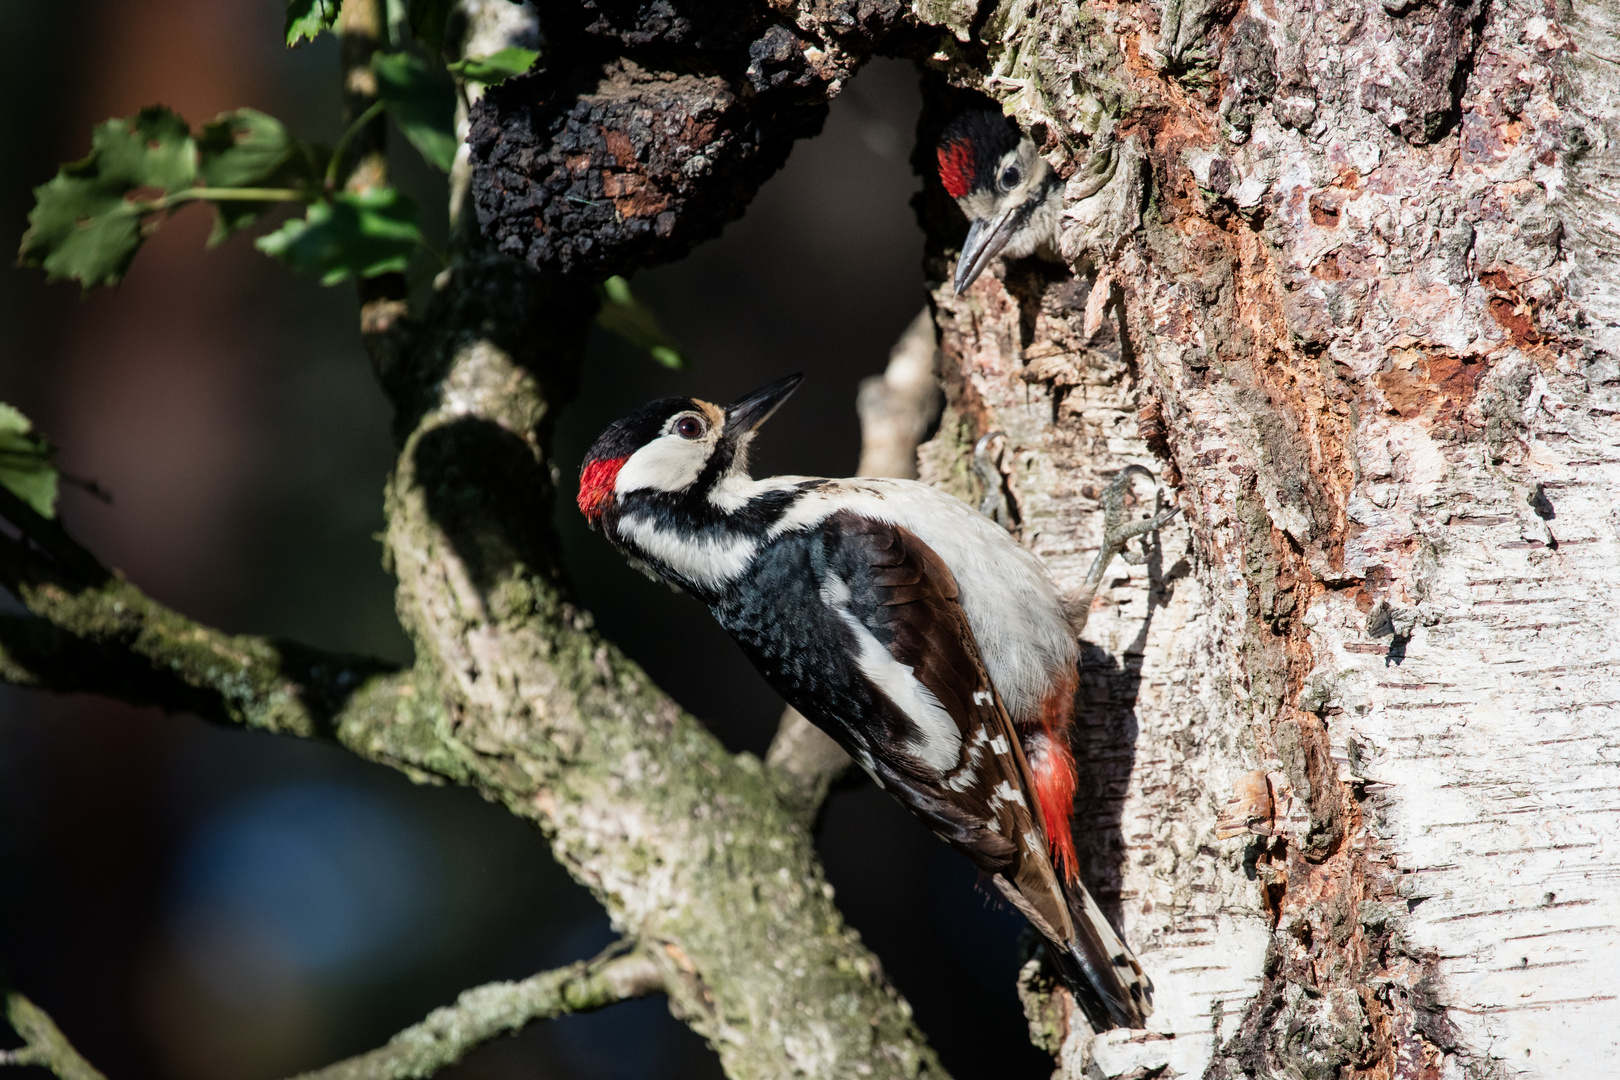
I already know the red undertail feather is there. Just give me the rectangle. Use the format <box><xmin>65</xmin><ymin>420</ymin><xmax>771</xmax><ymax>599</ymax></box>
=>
<box><xmin>577</xmin><ymin>456</ymin><xmax>627</xmax><ymax>519</ymax></box>
<box><xmin>938</xmin><ymin>140</ymin><xmax>973</xmax><ymax>199</ymax></box>
<box><xmin>1030</xmin><ymin>678</ymin><xmax>1080</xmax><ymax>882</ymax></box>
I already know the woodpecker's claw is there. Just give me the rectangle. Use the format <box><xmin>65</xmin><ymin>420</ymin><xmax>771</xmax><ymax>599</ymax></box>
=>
<box><xmin>973</xmin><ymin>431</ymin><xmax>1013</xmax><ymax>527</ymax></box>
<box><xmin>1063</xmin><ymin>466</ymin><xmax>1179</xmax><ymax>636</ymax></box>
<box><xmin>1087</xmin><ymin>466</ymin><xmax>1178</xmax><ymax>586</ymax></box>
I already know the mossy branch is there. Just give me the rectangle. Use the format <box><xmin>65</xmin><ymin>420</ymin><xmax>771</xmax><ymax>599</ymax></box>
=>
<box><xmin>0</xmin><ymin>485</ymin><xmax>422</xmax><ymax>757</ymax></box>
<box><xmin>1</xmin><ymin>991</ymin><xmax>107</xmax><ymax>1080</ymax></box>
<box><xmin>286</xmin><ymin>943</ymin><xmax>663</xmax><ymax>1080</ymax></box>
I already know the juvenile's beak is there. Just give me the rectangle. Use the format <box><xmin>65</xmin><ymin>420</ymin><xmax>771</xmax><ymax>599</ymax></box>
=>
<box><xmin>954</xmin><ymin>206</ymin><xmax>1020</xmax><ymax>293</ymax></box>
<box><xmin>726</xmin><ymin>373</ymin><xmax>803</xmax><ymax>433</ymax></box>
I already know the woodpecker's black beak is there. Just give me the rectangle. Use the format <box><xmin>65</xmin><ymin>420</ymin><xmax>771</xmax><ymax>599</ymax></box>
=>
<box><xmin>725</xmin><ymin>373</ymin><xmax>803</xmax><ymax>433</ymax></box>
<box><xmin>954</xmin><ymin>207</ymin><xmax>1021</xmax><ymax>293</ymax></box>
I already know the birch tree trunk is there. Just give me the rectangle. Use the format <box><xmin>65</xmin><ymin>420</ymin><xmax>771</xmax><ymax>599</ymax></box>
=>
<box><xmin>913</xmin><ymin>0</ymin><xmax>1620</xmax><ymax>1076</ymax></box>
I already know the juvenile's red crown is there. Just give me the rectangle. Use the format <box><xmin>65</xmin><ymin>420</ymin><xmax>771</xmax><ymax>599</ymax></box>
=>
<box><xmin>938</xmin><ymin>139</ymin><xmax>974</xmax><ymax>199</ymax></box>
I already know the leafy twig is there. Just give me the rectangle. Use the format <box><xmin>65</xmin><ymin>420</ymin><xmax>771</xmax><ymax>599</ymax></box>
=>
<box><xmin>326</xmin><ymin>101</ymin><xmax>390</xmax><ymax>189</ymax></box>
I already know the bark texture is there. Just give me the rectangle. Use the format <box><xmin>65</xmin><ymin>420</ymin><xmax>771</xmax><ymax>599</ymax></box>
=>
<box><xmin>909</xmin><ymin>0</ymin><xmax>1620</xmax><ymax>1076</ymax></box>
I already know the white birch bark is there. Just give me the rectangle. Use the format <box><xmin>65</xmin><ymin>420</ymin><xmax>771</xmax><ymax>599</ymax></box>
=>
<box><xmin>914</xmin><ymin>0</ymin><xmax>1620</xmax><ymax>1074</ymax></box>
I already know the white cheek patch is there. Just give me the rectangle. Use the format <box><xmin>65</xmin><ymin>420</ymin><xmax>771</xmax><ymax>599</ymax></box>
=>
<box><xmin>961</xmin><ymin>189</ymin><xmax>998</xmax><ymax>219</ymax></box>
<box><xmin>617</xmin><ymin>514</ymin><xmax>757</xmax><ymax>591</ymax></box>
<box><xmin>614</xmin><ymin>435</ymin><xmax>709</xmax><ymax>496</ymax></box>
<box><xmin>821</xmin><ymin>573</ymin><xmax>962</xmax><ymax>774</ymax></box>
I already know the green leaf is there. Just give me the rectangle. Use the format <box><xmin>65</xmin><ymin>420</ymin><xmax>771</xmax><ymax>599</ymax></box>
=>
<box><xmin>286</xmin><ymin>0</ymin><xmax>341</xmax><ymax>45</ymax></box>
<box><xmin>196</xmin><ymin>109</ymin><xmax>317</xmax><ymax>246</ymax></box>
<box><xmin>595</xmin><ymin>276</ymin><xmax>688</xmax><ymax>369</ymax></box>
<box><xmin>197</xmin><ymin>110</ymin><xmax>295</xmax><ymax>188</ymax></box>
<box><xmin>0</xmin><ymin>404</ymin><xmax>59</xmax><ymax>519</ymax></box>
<box><xmin>448</xmin><ymin>47</ymin><xmax>539</xmax><ymax>86</ymax></box>
<box><xmin>18</xmin><ymin>106</ymin><xmax>198</xmax><ymax>288</ymax></box>
<box><xmin>372</xmin><ymin>51</ymin><xmax>458</xmax><ymax>172</ymax></box>
<box><xmin>95</xmin><ymin>107</ymin><xmax>197</xmax><ymax>192</ymax></box>
<box><xmin>254</xmin><ymin>188</ymin><xmax>422</xmax><ymax>285</ymax></box>
<box><xmin>406</xmin><ymin>0</ymin><xmax>452</xmax><ymax>50</ymax></box>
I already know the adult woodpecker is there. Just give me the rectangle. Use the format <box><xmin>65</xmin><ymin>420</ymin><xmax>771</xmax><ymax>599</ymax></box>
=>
<box><xmin>576</xmin><ymin>374</ymin><xmax>1153</xmax><ymax>1029</ymax></box>
<box><xmin>938</xmin><ymin>110</ymin><xmax>1064</xmax><ymax>293</ymax></box>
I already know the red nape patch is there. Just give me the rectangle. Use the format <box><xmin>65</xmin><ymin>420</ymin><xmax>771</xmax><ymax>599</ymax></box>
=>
<box><xmin>577</xmin><ymin>456</ymin><xmax>627</xmax><ymax>519</ymax></box>
<box><xmin>1031</xmin><ymin>679</ymin><xmax>1080</xmax><ymax>882</ymax></box>
<box><xmin>938</xmin><ymin>139</ymin><xmax>974</xmax><ymax>199</ymax></box>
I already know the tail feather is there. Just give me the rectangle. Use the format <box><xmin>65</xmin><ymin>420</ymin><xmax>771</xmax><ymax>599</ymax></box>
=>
<box><xmin>1051</xmin><ymin>878</ymin><xmax>1153</xmax><ymax>1030</ymax></box>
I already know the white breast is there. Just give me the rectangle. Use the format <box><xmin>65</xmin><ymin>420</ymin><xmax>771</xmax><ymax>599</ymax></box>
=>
<box><xmin>768</xmin><ymin>477</ymin><xmax>1076</xmax><ymax>728</ymax></box>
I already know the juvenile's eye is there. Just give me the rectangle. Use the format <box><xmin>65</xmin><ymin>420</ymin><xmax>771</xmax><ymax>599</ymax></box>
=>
<box><xmin>999</xmin><ymin>165</ymin><xmax>1022</xmax><ymax>191</ymax></box>
<box><xmin>675</xmin><ymin>415</ymin><xmax>706</xmax><ymax>440</ymax></box>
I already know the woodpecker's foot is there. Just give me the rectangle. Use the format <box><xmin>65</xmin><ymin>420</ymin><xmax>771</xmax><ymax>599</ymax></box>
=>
<box><xmin>1064</xmin><ymin>466</ymin><xmax>1180</xmax><ymax>634</ymax></box>
<box><xmin>973</xmin><ymin>431</ymin><xmax>1014</xmax><ymax>528</ymax></box>
<box><xmin>1093</xmin><ymin>465</ymin><xmax>1180</xmax><ymax>574</ymax></box>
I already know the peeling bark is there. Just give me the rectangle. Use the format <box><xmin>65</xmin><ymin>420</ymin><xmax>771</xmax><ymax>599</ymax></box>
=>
<box><xmin>908</xmin><ymin>0</ymin><xmax>1620</xmax><ymax>1075</ymax></box>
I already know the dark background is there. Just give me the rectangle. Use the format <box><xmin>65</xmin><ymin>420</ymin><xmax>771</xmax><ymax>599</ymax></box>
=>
<box><xmin>0</xmin><ymin>2</ymin><xmax>1048</xmax><ymax>1077</ymax></box>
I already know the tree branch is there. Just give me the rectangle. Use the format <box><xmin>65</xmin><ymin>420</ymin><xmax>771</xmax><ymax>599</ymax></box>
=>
<box><xmin>375</xmin><ymin>239</ymin><xmax>945</xmax><ymax>1077</ymax></box>
<box><xmin>0</xmin><ymin>490</ymin><xmax>429</xmax><ymax>766</ymax></box>
<box><xmin>285</xmin><ymin>944</ymin><xmax>663</xmax><ymax>1080</ymax></box>
<box><xmin>2</xmin><ymin>6</ymin><xmax>953</xmax><ymax>1077</ymax></box>
<box><xmin>1</xmin><ymin>992</ymin><xmax>107</xmax><ymax>1080</ymax></box>
<box><xmin>764</xmin><ymin>706</ymin><xmax>852</xmax><ymax>817</ymax></box>
<box><xmin>854</xmin><ymin>308</ymin><xmax>942</xmax><ymax>481</ymax></box>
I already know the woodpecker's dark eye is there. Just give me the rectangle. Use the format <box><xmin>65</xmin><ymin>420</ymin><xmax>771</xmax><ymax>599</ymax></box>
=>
<box><xmin>999</xmin><ymin>165</ymin><xmax>1022</xmax><ymax>191</ymax></box>
<box><xmin>674</xmin><ymin>415</ymin><xmax>706</xmax><ymax>440</ymax></box>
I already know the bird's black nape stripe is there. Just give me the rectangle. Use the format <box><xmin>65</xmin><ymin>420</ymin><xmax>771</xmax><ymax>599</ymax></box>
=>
<box><xmin>616</xmin><ymin>477</ymin><xmax>820</xmax><ymax>538</ymax></box>
<box><xmin>692</xmin><ymin>432</ymin><xmax>738</xmax><ymax>497</ymax></box>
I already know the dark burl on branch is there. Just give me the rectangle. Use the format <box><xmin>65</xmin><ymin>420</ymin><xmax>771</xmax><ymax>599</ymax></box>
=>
<box><xmin>468</xmin><ymin>0</ymin><xmax>916</xmax><ymax>278</ymax></box>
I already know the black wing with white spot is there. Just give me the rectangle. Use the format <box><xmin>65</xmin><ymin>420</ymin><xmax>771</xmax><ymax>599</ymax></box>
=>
<box><xmin>811</xmin><ymin>513</ymin><xmax>1151</xmax><ymax>1028</ymax></box>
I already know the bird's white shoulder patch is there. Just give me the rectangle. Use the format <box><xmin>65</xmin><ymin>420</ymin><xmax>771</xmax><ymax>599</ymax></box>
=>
<box><xmin>617</xmin><ymin>513</ymin><xmax>757</xmax><ymax>592</ymax></box>
<box><xmin>820</xmin><ymin>572</ymin><xmax>962</xmax><ymax>774</ymax></box>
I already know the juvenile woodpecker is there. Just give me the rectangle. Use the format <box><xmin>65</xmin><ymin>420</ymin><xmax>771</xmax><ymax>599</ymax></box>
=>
<box><xmin>577</xmin><ymin>374</ymin><xmax>1152</xmax><ymax>1029</ymax></box>
<box><xmin>938</xmin><ymin>110</ymin><xmax>1064</xmax><ymax>293</ymax></box>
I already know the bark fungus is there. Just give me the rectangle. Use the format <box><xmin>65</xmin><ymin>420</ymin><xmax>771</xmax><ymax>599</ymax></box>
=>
<box><xmin>469</xmin><ymin>0</ymin><xmax>918</xmax><ymax>277</ymax></box>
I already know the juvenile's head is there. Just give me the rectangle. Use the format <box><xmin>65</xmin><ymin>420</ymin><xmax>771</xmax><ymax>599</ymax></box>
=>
<box><xmin>576</xmin><ymin>373</ymin><xmax>803</xmax><ymax>526</ymax></box>
<box><xmin>937</xmin><ymin>110</ymin><xmax>1057</xmax><ymax>292</ymax></box>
